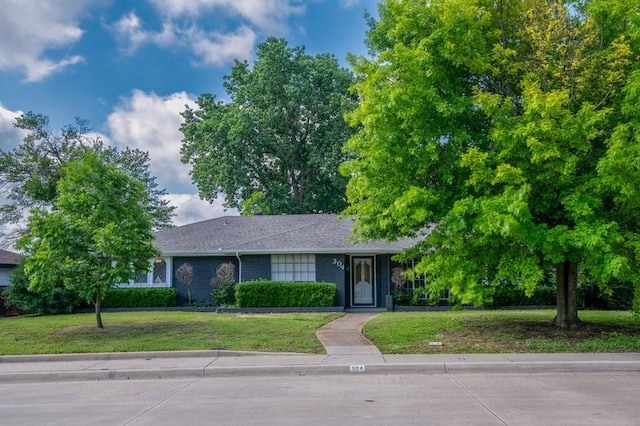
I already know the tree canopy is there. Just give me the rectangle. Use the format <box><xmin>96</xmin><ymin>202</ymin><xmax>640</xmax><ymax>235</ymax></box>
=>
<box><xmin>180</xmin><ymin>37</ymin><xmax>357</xmax><ymax>215</ymax></box>
<box><xmin>17</xmin><ymin>151</ymin><xmax>160</xmax><ymax>328</ymax></box>
<box><xmin>342</xmin><ymin>0</ymin><xmax>640</xmax><ymax>327</ymax></box>
<box><xmin>0</xmin><ymin>112</ymin><xmax>174</xmax><ymax>245</ymax></box>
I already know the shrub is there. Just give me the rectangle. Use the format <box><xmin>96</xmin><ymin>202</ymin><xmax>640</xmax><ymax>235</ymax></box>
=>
<box><xmin>101</xmin><ymin>287</ymin><xmax>178</xmax><ymax>308</ymax></box>
<box><xmin>210</xmin><ymin>262</ymin><xmax>236</xmax><ymax>306</ymax></box>
<box><xmin>235</xmin><ymin>281</ymin><xmax>337</xmax><ymax>308</ymax></box>
<box><xmin>210</xmin><ymin>283</ymin><xmax>236</xmax><ymax>307</ymax></box>
<box><xmin>3</xmin><ymin>260</ymin><xmax>83</xmax><ymax>315</ymax></box>
<box><xmin>483</xmin><ymin>279</ymin><xmax>556</xmax><ymax>308</ymax></box>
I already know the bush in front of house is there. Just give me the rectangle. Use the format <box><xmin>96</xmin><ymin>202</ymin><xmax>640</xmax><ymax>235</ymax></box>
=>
<box><xmin>3</xmin><ymin>259</ymin><xmax>84</xmax><ymax>315</ymax></box>
<box><xmin>485</xmin><ymin>281</ymin><xmax>557</xmax><ymax>308</ymax></box>
<box><xmin>235</xmin><ymin>281</ymin><xmax>337</xmax><ymax>308</ymax></box>
<box><xmin>102</xmin><ymin>287</ymin><xmax>178</xmax><ymax>308</ymax></box>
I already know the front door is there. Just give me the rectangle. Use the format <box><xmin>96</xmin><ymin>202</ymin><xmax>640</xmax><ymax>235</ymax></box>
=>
<box><xmin>351</xmin><ymin>256</ymin><xmax>375</xmax><ymax>306</ymax></box>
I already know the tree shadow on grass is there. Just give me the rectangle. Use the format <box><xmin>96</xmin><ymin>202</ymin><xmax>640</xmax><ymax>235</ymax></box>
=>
<box><xmin>432</xmin><ymin>319</ymin><xmax>640</xmax><ymax>353</ymax></box>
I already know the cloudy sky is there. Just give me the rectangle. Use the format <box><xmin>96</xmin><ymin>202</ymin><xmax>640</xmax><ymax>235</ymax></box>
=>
<box><xmin>0</xmin><ymin>0</ymin><xmax>376</xmax><ymax>226</ymax></box>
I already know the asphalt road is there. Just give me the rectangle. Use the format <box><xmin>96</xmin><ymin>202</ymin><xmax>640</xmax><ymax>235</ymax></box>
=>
<box><xmin>2</xmin><ymin>371</ymin><xmax>639</xmax><ymax>425</ymax></box>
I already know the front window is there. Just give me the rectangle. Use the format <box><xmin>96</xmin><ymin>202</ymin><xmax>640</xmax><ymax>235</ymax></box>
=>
<box><xmin>126</xmin><ymin>257</ymin><xmax>171</xmax><ymax>287</ymax></box>
<box><xmin>134</xmin><ymin>270</ymin><xmax>148</xmax><ymax>284</ymax></box>
<box><xmin>271</xmin><ymin>254</ymin><xmax>316</xmax><ymax>281</ymax></box>
<box><xmin>153</xmin><ymin>259</ymin><xmax>167</xmax><ymax>283</ymax></box>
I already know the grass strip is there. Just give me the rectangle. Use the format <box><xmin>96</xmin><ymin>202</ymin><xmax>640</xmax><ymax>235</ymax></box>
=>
<box><xmin>364</xmin><ymin>310</ymin><xmax>640</xmax><ymax>354</ymax></box>
<box><xmin>0</xmin><ymin>311</ymin><xmax>343</xmax><ymax>355</ymax></box>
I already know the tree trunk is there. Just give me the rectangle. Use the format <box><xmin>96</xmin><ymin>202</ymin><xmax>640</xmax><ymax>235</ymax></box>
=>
<box><xmin>554</xmin><ymin>260</ymin><xmax>581</xmax><ymax>328</ymax></box>
<box><xmin>94</xmin><ymin>294</ymin><xmax>104</xmax><ymax>329</ymax></box>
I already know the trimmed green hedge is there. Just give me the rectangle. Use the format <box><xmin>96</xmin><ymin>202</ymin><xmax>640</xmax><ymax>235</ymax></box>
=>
<box><xmin>102</xmin><ymin>287</ymin><xmax>178</xmax><ymax>308</ymax></box>
<box><xmin>235</xmin><ymin>281</ymin><xmax>337</xmax><ymax>308</ymax></box>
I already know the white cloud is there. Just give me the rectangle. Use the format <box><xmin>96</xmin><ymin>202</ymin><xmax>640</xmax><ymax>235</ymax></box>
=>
<box><xmin>149</xmin><ymin>0</ymin><xmax>305</xmax><ymax>32</ymax></box>
<box><xmin>0</xmin><ymin>105</ymin><xmax>27</xmax><ymax>151</ymax></box>
<box><xmin>0</xmin><ymin>0</ymin><xmax>93</xmax><ymax>82</ymax></box>
<box><xmin>164</xmin><ymin>193</ymin><xmax>237</xmax><ymax>226</ymax></box>
<box><xmin>112</xmin><ymin>0</ymin><xmax>304</xmax><ymax>67</ymax></box>
<box><xmin>106</xmin><ymin>90</ymin><xmax>196</xmax><ymax>190</ymax></box>
<box><xmin>112</xmin><ymin>11</ymin><xmax>178</xmax><ymax>54</ymax></box>
<box><xmin>189</xmin><ymin>26</ymin><xmax>256</xmax><ymax>66</ymax></box>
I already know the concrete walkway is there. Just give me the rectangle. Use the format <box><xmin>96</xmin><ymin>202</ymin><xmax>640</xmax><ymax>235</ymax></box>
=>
<box><xmin>315</xmin><ymin>312</ymin><xmax>383</xmax><ymax>365</ymax></box>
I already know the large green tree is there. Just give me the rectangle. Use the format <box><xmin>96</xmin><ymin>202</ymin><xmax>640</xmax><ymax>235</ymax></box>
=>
<box><xmin>343</xmin><ymin>0</ymin><xmax>640</xmax><ymax>327</ymax></box>
<box><xmin>180</xmin><ymin>37</ymin><xmax>357</xmax><ymax>214</ymax></box>
<box><xmin>0</xmin><ymin>112</ymin><xmax>174</xmax><ymax>245</ymax></box>
<box><xmin>17</xmin><ymin>151</ymin><xmax>160</xmax><ymax>328</ymax></box>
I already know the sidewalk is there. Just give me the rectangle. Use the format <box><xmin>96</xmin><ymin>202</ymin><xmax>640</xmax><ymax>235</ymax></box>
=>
<box><xmin>1</xmin><ymin>313</ymin><xmax>640</xmax><ymax>382</ymax></box>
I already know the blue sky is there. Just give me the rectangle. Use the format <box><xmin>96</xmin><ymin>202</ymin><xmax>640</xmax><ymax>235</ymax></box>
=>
<box><xmin>0</xmin><ymin>0</ymin><xmax>377</xmax><ymax>226</ymax></box>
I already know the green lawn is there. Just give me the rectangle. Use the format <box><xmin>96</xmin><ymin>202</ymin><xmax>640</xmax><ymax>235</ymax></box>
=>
<box><xmin>364</xmin><ymin>310</ymin><xmax>640</xmax><ymax>354</ymax></box>
<box><xmin>1</xmin><ymin>309</ymin><xmax>639</xmax><ymax>356</ymax></box>
<box><xmin>0</xmin><ymin>311</ymin><xmax>343</xmax><ymax>355</ymax></box>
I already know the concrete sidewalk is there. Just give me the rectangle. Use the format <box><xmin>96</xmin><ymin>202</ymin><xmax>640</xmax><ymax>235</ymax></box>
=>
<box><xmin>1</xmin><ymin>313</ymin><xmax>640</xmax><ymax>382</ymax></box>
<box><xmin>1</xmin><ymin>350</ymin><xmax>640</xmax><ymax>383</ymax></box>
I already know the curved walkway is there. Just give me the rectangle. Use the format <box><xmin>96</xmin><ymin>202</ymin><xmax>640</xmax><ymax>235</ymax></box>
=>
<box><xmin>315</xmin><ymin>312</ymin><xmax>383</xmax><ymax>364</ymax></box>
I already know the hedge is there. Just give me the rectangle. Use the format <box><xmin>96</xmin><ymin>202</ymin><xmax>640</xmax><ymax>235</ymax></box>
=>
<box><xmin>235</xmin><ymin>281</ymin><xmax>337</xmax><ymax>308</ymax></box>
<box><xmin>102</xmin><ymin>287</ymin><xmax>178</xmax><ymax>308</ymax></box>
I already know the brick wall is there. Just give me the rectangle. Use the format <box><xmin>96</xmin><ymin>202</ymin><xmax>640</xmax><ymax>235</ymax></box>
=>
<box><xmin>172</xmin><ymin>256</ymin><xmax>238</xmax><ymax>304</ymax></box>
<box><xmin>316</xmin><ymin>254</ymin><xmax>346</xmax><ymax>307</ymax></box>
<box><xmin>240</xmin><ymin>254</ymin><xmax>270</xmax><ymax>281</ymax></box>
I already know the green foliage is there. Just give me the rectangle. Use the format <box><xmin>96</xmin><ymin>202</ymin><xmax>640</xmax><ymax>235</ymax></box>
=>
<box><xmin>343</xmin><ymin>0</ymin><xmax>640</xmax><ymax>326</ymax></box>
<box><xmin>17</xmin><ymin>151</ymin><xmax>160</xmax><ymax>328</ymax></box>
<box><xmin>101</xmin><ymin>288</ymin><xmax>178</xmax><ymax>308</ymax></box>
<box><xmin>0</xmin><ymin>112</ymin><xmax>174</xmax><ymax>246</ymax></box>
<box><xmin>3</xmin><ymin>259</ymin><xmax>83</xmax><ymax>315</ymax></box>
<box><xmin>235</xmin><ymin>281</ymin><xmax>338</xmax><ymax>308</ymax></box>
<box><xmin>210</xmin><ymin>283</ymin><xmax>236</xmax><ymax>307</ymax></box>
<box><xmin>485</xmin><ymin>281</ymin><xmax>557</xmax><ymax>308</ymax></box>
<box><xmin>181</xmin><ymin>37</ymin><xmax>357</xmax><ymax>214</ymax></box>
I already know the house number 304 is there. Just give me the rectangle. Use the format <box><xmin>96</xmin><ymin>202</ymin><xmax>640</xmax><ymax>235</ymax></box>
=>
<box><xmin>333</xmin><ymin>258</ymin><xmax>345</xmax><ymax>270</ymax></box>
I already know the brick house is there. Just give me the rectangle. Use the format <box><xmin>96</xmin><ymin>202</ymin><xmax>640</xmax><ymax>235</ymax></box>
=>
<box><xmin>129</xmin><ymin>214</ymin><xmax>421</xmax><ymax>309</ymax></box>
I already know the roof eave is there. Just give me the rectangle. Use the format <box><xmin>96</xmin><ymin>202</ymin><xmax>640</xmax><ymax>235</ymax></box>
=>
<box><xmin>158</xmin><ymin>247</ymin><xmax>406</xmax><ymax>257</ymax></box>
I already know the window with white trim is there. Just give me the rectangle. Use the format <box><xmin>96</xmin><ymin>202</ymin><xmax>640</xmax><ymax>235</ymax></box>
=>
<box><xmin>271</xmin><ymin>254</ymin><xmax>316</xmax><ymax>281</ymax></box>
<box><xmin>126</xmin><ymin>257</ymin><xmax>171</xmax><ymax>287</ymax></box>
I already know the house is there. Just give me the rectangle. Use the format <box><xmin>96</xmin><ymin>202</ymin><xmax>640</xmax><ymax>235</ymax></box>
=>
<box><xmin>130</xmin><ymin>214</ymin><xmax>423</xmax><ymax>309</ymax></box>
<box><xmin>0</xmin><ymin>249</ymin><xmax>22</xmax><ymax>316</ymax></box>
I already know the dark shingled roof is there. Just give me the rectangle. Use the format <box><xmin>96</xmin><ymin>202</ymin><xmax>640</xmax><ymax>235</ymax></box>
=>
<box><xmin>0</xmin><ymin>249</ymin><xmax>21</xmax><ymax>266</ymax></box>
<box><xmin>154</xmin><ymin>214</ymin><xmax>422</xmax><ymax>255</ymax></box>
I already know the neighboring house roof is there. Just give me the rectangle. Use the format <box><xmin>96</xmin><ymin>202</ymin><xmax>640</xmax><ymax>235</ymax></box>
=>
<box><xmin>155</xmin><ymin>214</ymin><xmax>424</xmax><ymax>256</ymax></box>
<box><xmin>0</xmin><ymin>249</ymin><xmax>21</xmax><ymax>267</ymax></box>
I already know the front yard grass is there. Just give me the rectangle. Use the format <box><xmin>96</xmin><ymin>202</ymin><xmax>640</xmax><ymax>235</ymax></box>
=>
<box><xmin>364</xmin><ymin>309</ymin><xmax>640</xmax><ymax>354</ymax></box>
<box><xmin>0</xmin><ymin>311</ymin><xmax>343</xmax><ymax>355</ymax></box>
<box><xmin>2</xmin><ymin>309</ymin><xmax>639</xmax><ymax>356</ymax></box>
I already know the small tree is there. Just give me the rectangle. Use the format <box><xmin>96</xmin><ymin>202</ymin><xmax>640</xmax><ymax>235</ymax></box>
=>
<box><xmin>175</xmin><ymin>263</ymin><xmax>194</xmax><ymax>305</ymax></box>
<box><xmin>17</xmin><ymin>151</ymin><xmax>159</xmax><ymax>328</ymax></box>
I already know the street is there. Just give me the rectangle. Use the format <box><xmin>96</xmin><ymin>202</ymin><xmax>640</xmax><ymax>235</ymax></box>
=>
<box><xmin>1</xmin><ymin>371</ymin><xmax>639</xmax><ymax>425</ymax></box>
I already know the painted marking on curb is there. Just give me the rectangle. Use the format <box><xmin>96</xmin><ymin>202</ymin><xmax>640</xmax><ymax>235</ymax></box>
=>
<box><xmin>350</xmin><ymin>365</ymin><xmax>365</xmax><ymax>372</ymax></box>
